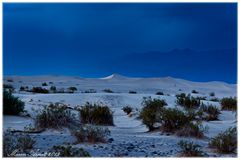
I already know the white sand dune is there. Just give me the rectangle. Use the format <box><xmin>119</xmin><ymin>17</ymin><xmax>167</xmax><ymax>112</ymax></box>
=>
<box><xmin>3</xmin><ymin>74</ymin><xmax>237</xmax><ymax>157</ymax></box>
<box><xmin>4</xmin><ymin>74</ymin><xmax>236</xmax><ymax>98</ymax></box>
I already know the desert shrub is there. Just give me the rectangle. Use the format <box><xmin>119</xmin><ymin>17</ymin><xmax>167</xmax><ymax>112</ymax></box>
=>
<box><xmin>160</xmin><ymin>108</ymin><xmax>190</xmax><ymax>132</ymax></box>
<box><xmin>68</xmin><ymin>87</ymin><xmax>77</xmax><ymax>93</ymax></box>
<box><xmin>176</xmin><ymin>93</ymin><xmax>186</xmax><ymax>98</ymax></box>
<box><xmin>79</xmin><ymin>102</ymin><xmax>113</xmax><ymax>125</ymax></box>
<box><xmin>192</xmin><ymin>90</ymin><xmax>199</xmax><ymax>94</ymax></box>
<box><xmin>3</xmin><ymin>84</ymin><xmax>14</xmax><ymax>92</ymax></box>
<box><xmin>210</xmin><ymin>98</ymin><xmax>219</xmax><ymax>102</ymax></box>
<box><xmin>142</xmin><ymin>97</ymin><xmax>167</xmax><ymax>109</ymax></box>
<box><xmin>176</xmin><ymin>93</ymin><xmax>187</xmax><ymax>106</ymax></box>
<box><xmin>186</xmin><ymin>109</ymin><xmax>204</xmax><ymax>121</ymax></box>
<box><xmin>195</xmin><ymin>96</ymin><xmax>207</xmax><ymax>101</ymax></box>
<box><xmin>200</xmin><ymin>104</ymin><xmax>220</xmax><ymax>121</ymax></box>
<box><xmin>209</xmin><ymin>92</ymin><xmax>215</xmax><ymax>97</ymax></box>
<box><xmin>30</xmin><ymin>87</ymin><xmax>49</xmax><ymax>94</ymax></box>
<box><xmin>221</xmin><ymin>97</ymin><xmax>237</xmax><ymax>111</ymax></box>
<box><xmin>50</xmin><ymin>86</ymin><xmax>57</xmax><ymax>92</ymax></box>
<box><xmin>209</xmin><ymin>127</ymin><xmax>237</xmax><ymax>153</ymax></box>
<box><xmin>3</xmin><ymin>131</ymin><xmax>36</xmax><ymax>157</ymax></box>
<box><xmin>122</xmin><ymin>106</ymin><xmax>133</xmax><ymax>115</ymax></box>
<box><xmin>129</xmin><ymin>90</ymin><xmax>137</xmax><ymax>94</ymax></box>
<box><xmin>139</xmin><ymin>97</ymin><xmax>167</xmax><ymax>131</ymax></box>
<box><xmin>73</xmin><ymin>125</ymin><xmax>110</xmax><ymax>143</ymax></box>
<box><xmin>49</xmin><ymin>82</ymin><xmax>53</xmax><ymax>84</ymax></box>
<box><xmin>17</xmin><ymin>134</ymin><xmax>36</xmax><ymax>151</ymax></box>
<box><xmin>20</xmin><ymin>86</ymin><xmax>29</xmax><ymax>91</ymax></box>
<box><xmin>7</xmin><ymin>79</ymin><xmax>13</xmax><ymax>82</ymax></box>
<box><xmin>156</xmin><ymin>91</ymin><xmax>164</xmax><ymax>95</ymax></box>
<box><xmin>103</xmin><ymin>89</ymin><xmax>114</xmax><ymax>93</ymax></box>
<box><xmin>176</xmin><ymin>122</ymin><xmax>206</xmax><ymax>138</ymax></box>
<box><xmin>4</xmin><ymin>84</ymin><xmax>14</xmax><ymax>89</ymax></box>
<box><xmin>84</xmin><ymin>89</ymin><xmax>97</xmax><ymax>93</ymax></box>
<box><xmin>3</xmin><ymin>130</ymin><xmax>17</xmax><ymax>157</ymax></box>
<box><xmin>178</xmin><ymin>140</ymin><xmax>204</xmax><ymax>157</ymax></box>
<box><xmin>176</xmin><ymin>94</ymin><xmax>200</xmax><ymax>109</ymax></box>
<box><xmin>42</xmin><ymin>82</ymin><xmax>48</xmax><ymax>86</ymax></box>
<box><xmin>52</xmin><ymin>145</ymin><xmax>90</xmax><ymax>157</ymax></box>
<box><xmin>35</xmin><ymin>103</ymin><xmax>75</xmax><ymax>129</ymax></box>
<box><xmin>3</xmin><ymin>90</ymin><xmax>24</xmax><ymax>115</ymax></box>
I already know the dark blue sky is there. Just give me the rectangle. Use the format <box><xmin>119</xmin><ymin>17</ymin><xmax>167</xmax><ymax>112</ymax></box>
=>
<box><xmin>3</xmin><ymin>3</ymin><xmax>237</xmax><ymax>83</ymax></box>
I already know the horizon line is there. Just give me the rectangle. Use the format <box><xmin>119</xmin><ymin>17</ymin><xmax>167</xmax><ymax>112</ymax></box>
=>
<box><xmin>4</xmin><ymin>73</ymin><xmax>237</xmax><ymax>85</ymax></box>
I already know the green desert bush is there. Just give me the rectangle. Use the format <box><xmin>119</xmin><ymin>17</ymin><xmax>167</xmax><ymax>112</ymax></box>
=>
<box><xmin>156</xmin><ymin>91</ymin><xmax>164</xmax><ymax>95</ymax></box>
<box><xmin>52</xmin><ymin>145</ymin><xmax>90</xmax><ymax>157</ymax></box>
<box><xmin>3</xmin><ymin>84</ymin><xmax>14</xmax><ymax>89</ymax></box>
<box><xmin>42</xmin><ymin>82</ymin><xmax>48</xmax><ymax>86</ymax></box>
<box><xmin>129</xmin><ymin>90</ymin><xmax>137</xmax><ymax>94</ymax></box>
<box><xmin>20</xmin><ymin>86</ymin><xmax>29</xmax><ymax>91</ymax></box>
<box><xmin>30</xmin><ymin>87</ymin><xmax>49</xmax><ymax>94</ymax></box>
<box><xmin>176</xmin><ymin>93</ymin><xmax>186</xmax><ymax>98</ymax></box>
<box><xmin>176</xmin><ymin>93</ymin><xmax>200</xmax><ymax>109</ymax></box>
<box><xmin>20</xmin><ymin>86</ymin><xmax>25</xmax><ymax>91</ymax></box>
<box><xmin>176</xmin><ymin>122</ymin><xmax>206</xmax><ymax>138</ymax></box>
<box><xmin>140</xmin><ymin>97</ymin><xmax>207</xmax><ymax>137</ymax></box>
<box><xmin>79</xmin><ymin>102</ymin><xmax>114</xmax><ymax>125</ymax></box>
<box><xmin>200</xmin><ymin>104</ymin><xmax>220</xmax><ymax>121</ymax></box>
<box><xmin>35</xmin><ymin>103</ymin><xmax>75</xmax><ymax>129</ymax></box>
<box><xmin>209</xmin><ymin>92</ymin><xmax>215</xmax><ymax>97</ymax></box>
<box><xmin>3</xmin><ymin>90</ymin><xmax>24</xmax><ymax>115</ymax></box>
<box><xmin>209</xmin><ymin>127</ymin><xmax>237</xmax><ymax>154</ymax></box>
<box><xmin>68</xmin><ymin>87</ymin><xmax>77</xmax><ymax>93</ymax></box>
<box><xmin>50</xmin><ymin>86</ymin><xmax>57</xmax><ymax>92</ymax></box>
<box><xmin>186</xmin><ymin>109</ymin><xmax>204</xmax><ymax>121</ymax></box>
<box><xmin>122</xmin><ymin>106</ymin><xmax>133</xmax><ymax>115</ymax></box>
<box><xmin>221</xmin><ymin>97</ymin><xmax>237</xmax><ymax>111</ymax></box>
<box><xmin>141</xmin><ymin>97</ymin><xmax>167</xmax><ymax>109</ymax></box>
<box><xmin>195</xmin><ymin>96</ymin><xmax>207</xmax><ymax>101</ymax></box>
<box><xmin>160</xmin><ymin>108</ymin><xmax>190</xmax><ymax>132</ymax></box>
<box><xmin>178</xmin><ymin>140</ymin><xmax>204</xmax><ymax>157</ymax></box>
<box><xmin>73</xmin><ymin>125</ymin><xmax>110</xmax><ymax>143</ymax></box>
<box><xmin>103</xmin><ymin>89</ymin><xmax>114</xmax><ymax>93</ymax></box>
<box><xmin>3</xmin><ymin>84</ymin><xmax>15</xmax><ymax>92</ymax></box>
<box><xmin>139</xmin><ymin>98</ymin><xmax>167</xmax><ymax>131</ymax></box>
<box><xmin>191</xmin><ymin>90</ymin><xmax>199</xmax><ymax>94</ymax></box>
<box><xmin>7</xmin><ymin>79</ymin><xmax>13</xmax><ymax>82</ymax></box>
